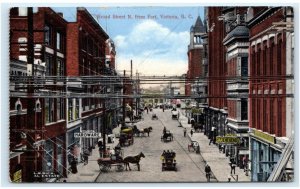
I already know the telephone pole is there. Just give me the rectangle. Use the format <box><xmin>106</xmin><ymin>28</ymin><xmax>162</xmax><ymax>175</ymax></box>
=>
<box><xmin>26</xmin><ymin>7</ymin><xmax>37</xmax><ymax>182</ymax></box>
<box><xmin>122</xmin><ymin>70</ymin><xmax>126</xmax><ymax>124</ymax></box>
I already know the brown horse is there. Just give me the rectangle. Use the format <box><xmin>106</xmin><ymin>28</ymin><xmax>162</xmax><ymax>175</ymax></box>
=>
<box><xmin>123</xmin><ymin>152</ymin><xmax>145</xmax><ymax>171</ymax></box>
<box><xmin>143</xmin><ymin>127</ymin><xmax>152</xmax><ymax>136</ymax></box>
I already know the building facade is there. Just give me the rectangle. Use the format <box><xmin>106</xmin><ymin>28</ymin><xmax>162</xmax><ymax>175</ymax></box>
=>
<box><xmin>65</xmin><ymin>7</ymin><xmax>109</xmax><ymax>169</ymax></box>
<box><xmin>222</xmin><ymin>7</ymin><xmax>250</xmax><ymax>167</ymax></box>
<box><xmin>10</xmin><ymin>7</ymin><xmax>68</xmax><ymax>182</ymax></box>
<box><xmin>248</xmin><ymin>7</ymin><xmax>294</xmax><ymax>181</ymax></box>
<box><xmin>204</xmin><ymin>7</ymin><xmax>228</xmax><ymax>144</ymax></box>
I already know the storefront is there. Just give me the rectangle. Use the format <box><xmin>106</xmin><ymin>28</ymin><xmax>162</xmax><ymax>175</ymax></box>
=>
<box><xmin>250</xmin><ymin>129</ymin><xmax>282</xmax><ymax>181</ymax></box>
<box><xmin>67</xmin><ymin>126</ymin><xmax>81</xmax><ymax>165</ymax></box>
<box><xmin>42</xmin><ymin>135</ymin><xmax>65</xmax><ymax>182</ymax></box>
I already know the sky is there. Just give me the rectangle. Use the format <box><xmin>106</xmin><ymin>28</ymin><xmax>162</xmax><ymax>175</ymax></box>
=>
<box><xmin>52</xmin><ymin>7</ymin><xmax>205</xmax><ymax>77</ymax></box>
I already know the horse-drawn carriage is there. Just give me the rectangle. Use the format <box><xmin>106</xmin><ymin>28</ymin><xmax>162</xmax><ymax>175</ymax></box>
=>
<box><xmin>161</xmin><ymin>130</ymin><xmax>173</xmax><ymax>142</ymax></box>
<box><xmin>133</xmin><ymin>126</ymin><xmax>153</xmax><ymax>137</ymax></box>
<box><xmin>152</xmin><ymin>113</ymin><xmax>158</xmax><ymax>120</ymax></box>
<box><xmin>119</xmin><ymin>129</ymin><xmax>134</xmax><ymax>147</ymax></box>
<box><xmin>97</xmin><ymin>151</ymin><xmax>145</xmax><ymax>172</ymax></box>
<box><xmin>161</xmin><ymin>150</ymin><xmax>177</xmax><ymax>171</ymax></box>
<box><xmin>188</xmin><ymin>140</ymin><xmax>200</xmax><ymax>153</ymax></box>
<box><xmin>97</xmin><ymin>146</ymin><xmax>124</xmax><ymax>172</ymax></box>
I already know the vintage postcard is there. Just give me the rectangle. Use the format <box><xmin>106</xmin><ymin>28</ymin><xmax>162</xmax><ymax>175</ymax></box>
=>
<box><xmin>7</xmin><ymin>5</ymin><xmax>295</xmax><ymax>183</ymax></box>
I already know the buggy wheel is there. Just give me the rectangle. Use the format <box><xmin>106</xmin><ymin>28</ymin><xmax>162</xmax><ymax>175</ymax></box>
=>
<box><xmin>99</xmin><ymin>163</ymin><xmax>110</xmax><ymax>172</ymax></box>
<box><xmin>116</xmin><ymin>164</ymin><xmax>124</xmax><ymax>172</ymax></box>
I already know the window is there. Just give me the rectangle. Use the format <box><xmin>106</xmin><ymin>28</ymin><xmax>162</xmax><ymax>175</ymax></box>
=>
<box><xmin>43</xmin><ymin>140</ymin><xmax>53</xmax><ymax>175</ymax></box>
<box><xmin>241</xmin><ymin>57</ymin><xmax>248</xmax><ymax>77</ymax></box>
<box><xmin>278</xmin><ymin>98</ymin><xmax>282</xmax><ymax>136</ymax></box>
<box><xmin>277</xmin><ymin>40</ymin><xmax>282</xmax><ymax>76</ymax></box>
<box><xmin>75</xmin><ymin>98</ymin><xmax>79</xmax><ymax>119</ymax></box>
<box><xmin>56</xmin><ymin>59</ymin><xmax>64</xmax><ymax>76</ymax></box>
<box><xmin>57</xmin><ymin>98</ymin><xmax>64</xmax><ymax>120</ymax></box>
<box><xmin>270</xmin><ymin>99</ymin><xmax>274</xmax><ymax>134</ymax></box>
<box><xmin>56</xmin><ymin>32</ymin><xmax>61</xmax><ymax>50</ymax></box>
<box><xmin>68</xmin><ymin>98</ymin><xmax>73</xmax><ymax>122</ymax></box>
<box><xmin>44</xmin><ymin>25</ymin><xmax>52</xmax><ymax>46</ymax></box>
<box><xmin>241</xmin><ymin>98</ymin><xmax>248</xmax><ymax>120</ymax></box>
<box><xmin>263</xmin><ymin>99</ymin><xmax>267</xmax><ymax>131</ymax></box>
<box><xmin>45</xmin><ymin>98</ymin><xmax>54</xmax><ymax>123</ymax></box>
<box><xmin>270</xmin><ymin>42</ymin><xmax>274</xmax><ymax>76</ymax></box>
<box><xmin>45</xmin><ymin>55</ymin><xmax>53</xmax><ymax>76</ymax></box>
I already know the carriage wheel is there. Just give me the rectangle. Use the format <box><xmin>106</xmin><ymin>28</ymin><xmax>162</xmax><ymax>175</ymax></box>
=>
<box><xmin>99</xmin><ymin>163</ymin><xmax>110</xmax><ymax>172</ymax></box>
<box><xmin>116</xmin><ymin>164</ymin><xmax>124</xmax><ymax>172</ymax></box>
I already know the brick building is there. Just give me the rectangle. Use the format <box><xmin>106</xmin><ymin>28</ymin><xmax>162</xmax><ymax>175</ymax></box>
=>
<box><xmin>247</xmin><ymin>7</ymin><xmax>294</xmax><ymax>181</ymax></box>
<box><xmin>203</xmin><ymin>7</ymin><xmax>228</xmax><ymax>143</ymax></box>
<box><xmin>65</xmin><ymin>7</ymin><xmax>109</xmax><ymax>167</ymax></box>
<box><xmin>186</xmin><ymin>16</ymin><xmax>205</xmax><ymax>97</ymax></box>
<box><xmin>222</xmin><ymin>7</ymin><xmax>250</xmax><ymax>167</ymax></box>
<box><xmin>9</xmin><ymin>7</ymin><xmax>68</xmax><ymax>182</ymax></box>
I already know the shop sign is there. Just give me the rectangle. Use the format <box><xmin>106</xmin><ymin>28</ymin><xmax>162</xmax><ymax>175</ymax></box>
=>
<box><xmin>33</xmin><ymin>171</ymin><xmax>61</xmax><ymax>178</ymax></box>
<box><xmin>253</xmin><ymin>129</ymin><xmax>275</xmax><ymax>144</ymax></box>
<box><xmin>12</xmin><ymin>169</ymin><xmax>22</xmax><ymax>182</ymax></box>
<box><xmin>216</xmin><ymin>136</ymin><xmax>240</xmax><ymax>144</ymax></box>
<box><xmin>74</xmin><ymin>130</ymin><xmax>101</xmax><ymax>138</ymax></box>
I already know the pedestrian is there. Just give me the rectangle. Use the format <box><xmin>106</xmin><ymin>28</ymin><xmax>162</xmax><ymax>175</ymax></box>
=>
<box><xmin>190</xmin><ymin>129</ymin><xmax>193</xmax><ymax>137</ymax></box>
<box><xmin>163</xmin><ymin>126</ymin><xmax>166</xmax><ymax>134</ymax></box>
<box><xmin>183</xmin><ymin>128</ymin><xmax>187</xmax><ymax>137</ymax></box>
<box><xmin>83</xmin><ymin>148</ymin><xmax>89</xmax><ymax>165</ymax></box>
<box><xmin>209</xmin><ymin>126</ymin><xmax>215</xmax><ymax>145</ymax></box>
<box><xmin>70</xmin><ymin>158</ymin><xmax>78</xmax><ymax>174</ymax></box>
<box><xmin>146</xmin><ymin>107</ymin><xmax>149</xmax><ymax>114</ymax></box>
<box><xmin>205</xmin><ymin>163</ymin><xmax>211</xmax><ymax>182</ymax></box>
<box><xmin>230</xmin><ymin>160</ymin><xmax>236</xmax><ymax>174</ymax></box>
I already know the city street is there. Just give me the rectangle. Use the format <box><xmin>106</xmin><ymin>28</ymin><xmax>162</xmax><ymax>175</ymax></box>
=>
<box><xmin>95</xmin><ymin>108</ymin><xmax>214</xmax><ymax>182</ymax></box>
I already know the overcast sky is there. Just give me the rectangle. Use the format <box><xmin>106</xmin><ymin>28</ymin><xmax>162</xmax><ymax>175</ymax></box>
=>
<box><xmin>53</xmin><ymin>6</ymin><xmax>205</xmax><ymax>77</ymax></box>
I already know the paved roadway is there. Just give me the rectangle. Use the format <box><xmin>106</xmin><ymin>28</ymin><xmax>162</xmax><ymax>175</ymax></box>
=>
<box><xmin>95</xmin><ymin>108</ymin><xmax>216</xmax><ymax>182</ymax></box>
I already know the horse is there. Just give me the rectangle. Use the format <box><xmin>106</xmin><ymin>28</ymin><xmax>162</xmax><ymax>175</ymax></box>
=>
<box><xmin>143</xmin><ymin>127</ymin><xmax>152</xmax><ymax>136</ymax></box>
<box><xmin>123</xmin><ymin>152</ymin><xmax>145</xmax><ymax>171</ymax></box>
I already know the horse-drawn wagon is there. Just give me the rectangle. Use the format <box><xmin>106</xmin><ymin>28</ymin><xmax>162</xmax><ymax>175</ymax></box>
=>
<box><xmin>188</xmin><ymin>140</ymin><xmax>200</xmax><ymax>153</ymax></box>
<box><xmin>161</xmin><ymin>150</ymin><xmax>177</xmax><ymax>171</ymax></box>
<box><xmin>161</xmin><ymin>130</ymin><xmax>173</xmax><ymax>142</ymax></box>
<box><xmin>97</xmin><ymin>151</ymin><xmax>145</xmax><ymax>172</ymax></box>
<box><xmin>97</xmin><ymin>146</ymin><xmax>124</xmax><ymax>172</ymax></box>
<box><xmin>119</xmin><ymin>128</ymin><xmax>134</xmax><ymax>147</ymax></box>
<box><xmin>152</xmin><ymin>113</ymin><xmax>158</xmax><ymax>120</ymax></box>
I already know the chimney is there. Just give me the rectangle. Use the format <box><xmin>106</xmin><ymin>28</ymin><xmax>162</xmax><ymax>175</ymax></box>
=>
<box><xmin>57</xmin><ymin>12</ymin><xmax>63</xmax><ymax>18</ymax></box>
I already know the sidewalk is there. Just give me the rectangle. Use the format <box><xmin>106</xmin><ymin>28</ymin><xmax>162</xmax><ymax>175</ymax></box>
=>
<box><xmin>178</xmin><ymin>109</ymin><xmax>251</xmax><ymax>182</ymax></box>
<box><xmin>65</xmin><ymin>128</ymin><xmax>120</xmax><ymax>182</ymax></box>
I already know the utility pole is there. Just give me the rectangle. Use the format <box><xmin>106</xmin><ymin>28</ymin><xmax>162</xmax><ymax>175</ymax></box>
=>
<box><xmin>130</xmin><ymin>60</ymin><xmax>133</xmax><ymax>79</ymax></box>
<box><xmin>26</xmin><ymin>7</ymin><xmax>36</xmax><ymax>182</ymax></box>
<box><xmin>122</xmin><ymin>70</ymin><xmax>126</xmax><ymax>125</ymax></box>
<box><xmin>102</xmin><ymin>97</ymin><xmax>107</xmax><ymax>157</ymax></box>
<box><xmin>135</xmin><ymin>71</ymin><xmax>138</xmax><ymax>117</ymax></box>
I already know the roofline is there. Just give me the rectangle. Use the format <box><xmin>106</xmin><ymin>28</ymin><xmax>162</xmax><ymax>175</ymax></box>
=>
<box><xmin>247</xmin><ymin>7</ymin><xmax>281</xmax><ymax>27</ymax></box>
<box><xmin>77</xmin><ymin>7</ymin><xmax>109</xmax><ymax>39</ymax></box>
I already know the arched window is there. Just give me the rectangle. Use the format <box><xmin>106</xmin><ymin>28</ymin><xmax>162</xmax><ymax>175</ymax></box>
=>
<box><xmin>15</xmin><ymin>98</ymin><xmax>22</xmax><ymax>114</ymax></box>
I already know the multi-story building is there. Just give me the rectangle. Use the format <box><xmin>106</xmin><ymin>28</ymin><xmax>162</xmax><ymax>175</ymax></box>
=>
<box><xmin>247</xmin><ymin>7</ymin><xmax>294</xmax><ymax>181</ymax></box>
<box><xmin>222</xmin><ymin>7</ymin><xmax>250</xmax><ymax>167</ymax></box>
<box><xmin>203</xmin><ymin>7</ymin><xmax>228</xmax><ymax>140</ymax></box>
<box><xmin>10</xmin><ymin>7</ymin><xmax>68</xmax><ymax>182</ymax></box>
<box><xmin>65</xmin><ymin>7</ymin><xmax>109</xmax><ymax>167</ymax></box>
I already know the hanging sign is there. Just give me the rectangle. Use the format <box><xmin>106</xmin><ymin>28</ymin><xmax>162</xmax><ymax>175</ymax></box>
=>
<box><xmin>74</xmin><ymin>130</ymin><xmax>101</xmax><ymax>138</ymax></box>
